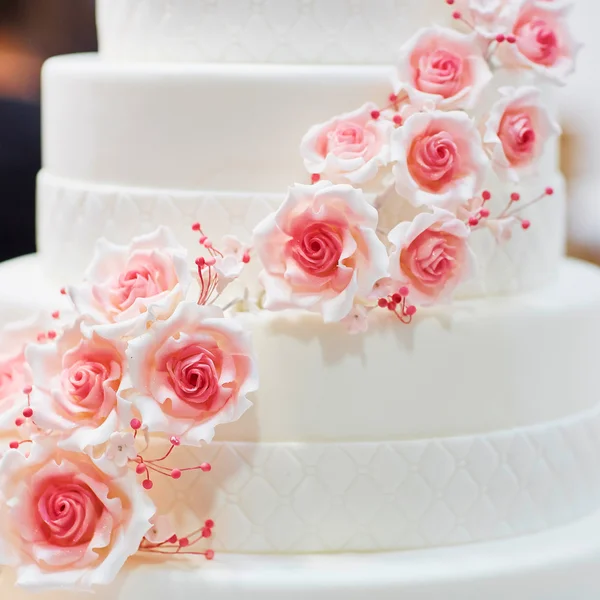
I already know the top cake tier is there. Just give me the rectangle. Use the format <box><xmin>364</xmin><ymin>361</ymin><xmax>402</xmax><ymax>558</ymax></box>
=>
<box><xmin>96</xmin><ymin>0</ymin><xmax>450</xmax><ymax>64</ymax></box>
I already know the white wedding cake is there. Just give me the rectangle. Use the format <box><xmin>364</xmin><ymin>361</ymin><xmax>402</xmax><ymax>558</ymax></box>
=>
<box><xmin>1</xmin><ymin>1</ymin><xmax>600</xmax><ymax>598</ymax></box>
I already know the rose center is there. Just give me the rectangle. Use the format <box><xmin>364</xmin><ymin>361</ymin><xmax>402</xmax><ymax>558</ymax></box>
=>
<box><xmin>110</xmin><ymin>263</ymin><xmax>164</xmax><ymax>311</ymax></box>
<box><xmin>417</xmin><ymin>49</ymin><xmax>463</xmax><ymax>97</ymax></box>
<box><xmin>290</xmin><ymin>222</ymin><xmax>344</xmax><ymax>277</ymax></box>
<box><xmin>409</xmin><ymin>131</ymin><xmax>460</xmax><ymax>192</ymax></box>
<box><xmin>166</xmin><ymin>347</ymin><xmax>220</xmax><ymax>406</ymax></box>
<box><xmin>517</xmin><ymin>17</ymin><xmax>560</xmax><ymax>66</ymax></box>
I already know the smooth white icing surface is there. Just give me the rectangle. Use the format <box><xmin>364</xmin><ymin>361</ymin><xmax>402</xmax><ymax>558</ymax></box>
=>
<box><xmin>96</xmin><ymin>0</ymin><xmax>451</xmax><ymax>65</ymax></box>
<box><xmin>3</xmin><ymin>506</ymin><xmax>600</xmax><ymax>599</ymax></box>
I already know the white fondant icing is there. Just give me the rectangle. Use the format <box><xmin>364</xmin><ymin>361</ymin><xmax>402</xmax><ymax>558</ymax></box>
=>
<box><xmin>95</xmin><ymin>0</ymin><xmax>451</xmax><ymax>65</ymax></box>
<box><xmin>3</xmin><ymin>507</ymin><xmax>600</xmax><ymax>599</ymax></box>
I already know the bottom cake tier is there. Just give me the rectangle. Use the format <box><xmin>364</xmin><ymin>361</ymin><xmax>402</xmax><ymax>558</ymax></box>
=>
<box><xmin>2</xmin><ymin>506</ymin><xmax>600</xmax><ymax>600</ymax></box>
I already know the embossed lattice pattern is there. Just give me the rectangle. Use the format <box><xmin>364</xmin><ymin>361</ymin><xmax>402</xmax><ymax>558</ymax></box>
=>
<box><xmin>151</xmin><ymin>405</ymin><xmax>600</xmax><ymax>553</ymax></box>
<box><xmin>96</xmin><ymin>0</ymin><xmax>449</xmax><ymax>65</ymax></box>
<box><xmin>38</xmin><ymin>172</ymin><xmax>564</xmax><ymax>297</ymax></box>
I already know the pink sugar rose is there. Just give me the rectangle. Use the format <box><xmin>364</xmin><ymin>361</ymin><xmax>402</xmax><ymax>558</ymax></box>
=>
<box><xmin>0</xmin><ymin>313</ymin><xmax>52</xmax><ymax>433</ymax></box>
<box><xmin>0</xmin><ymin>440</ymin><xmax>155</xmax><ymax>590</ymax></box>
<box><xmin>124</xmin><ymin>302</ymin><xmax>258</xmax><ymax>445</ymax></box>
<box><xmin>300</xmin><ymin>103</ymin><xmax>393</xmax><ymax>185</ymax></box>
<box><xmin>392</xmin><ymin>110</ymin><xmax>489</xmax><ymax>209</ymax></box>
<box><xmin>68</xmin><ymin>227</ymin><xmax>192</xmax><ymax>328</ymax></box>
<box><xmin>483</xmin><ymin>86</ymin><xmax>560</xmax><ymax>180</ymax></box>
<box><xmin>253</xmin><ymin>181</ymin><xmax>389</xmax><ymax>322</ymax></box>
<box><xmin>396</xmin><ymin>27</ymin><xmax>492</xmax><ymax>110</ymax></box>
<box><xmin>26</xmin><ymin>320</ymin><xmax>130</xmax><ymax>451</ymax></box>
<box><xmin>388</xmin><ymin>208</ymin><xmax>474</xmax><ymax>303</ymax></box>
<box><xmin>498</xmin><ymin>0</ymin><xmax>580</xmax><ymax>83</ymax></box>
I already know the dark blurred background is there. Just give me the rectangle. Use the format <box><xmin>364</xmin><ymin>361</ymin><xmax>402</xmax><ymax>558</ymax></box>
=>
<box><xmin>0</xmin><ymin>0</ymin><xmax>96</xmax><ymax>263</ymax></box>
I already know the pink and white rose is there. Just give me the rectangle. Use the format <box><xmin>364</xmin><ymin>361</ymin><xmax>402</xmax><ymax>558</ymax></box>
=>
<box><xmin>388</xmin><ymin>208</ymin><xmax>474</xmax><ymax>303</ymax></box>
<box><xmin>68</xmin><ymin>227</ymin><xmax>192</xmax><ymax>328</ymax></box>
<box><xmin>253</xmin><ymin>181</ymin><xmax>389</xmax><ymax>322</ymax></box>
<box><xmin>124</xmin><ymin>302</ymin><xmax>258</xmax><ymax>446</ymax></box>
<box><xmin>483</xmin><ymin>86</ymin><xmax>560</xmax><ymax>180</ymax></box>
<box><xmin>498</xmin><ymin>0</ymin><xmax>580</xmax><ymax>83</ymax></box>
<box><xmin>300</xmin><ymin>103</ymin><xmax>393</xmax><ymax>185</ymax></box>
<box><xmin>0</xmin><ymin>440</ymin><xmax>155</xmax><ymax>590</ymax></box>
<box><xmin>26</xmin><ymin>320</ymin><xmax>131</xmax><ymax>452</ymax></box>
<box><xmin>396</xmin><ymin>27</ymin><xmax>492</xmax><ymax>110</ymax></box>
<box><xmin>392</xmin><ymin>110</ymin><xmax>489</xmax><ymax>209</ymax></box>
<box><xmin>0</xmin><ymin>313</ymin><xmax>52</xmax><ymax>433</ymax></box>
<box><xmin>454</xmin><ymin>0</ymin><xmax>521</xmax><ymax>38</ymax></box>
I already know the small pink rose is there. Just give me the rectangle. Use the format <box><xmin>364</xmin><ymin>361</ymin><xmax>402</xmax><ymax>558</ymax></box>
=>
<box><xmin>0</xmin><ymin>440</ymin><xmax>155</xmax><ymax>590</ymax></box>
<box><xmin>125</xmin><ymin>302</ymin><xmax>258</xmax><ymax>445</ymax></box>
<box><xmin>26</xmin><ymin>320</ymin><xmax>130</xmax><ymax>451</ymax></box>
<box><xmin>392</xmin><ymin>111</ymin><xmax>489</xmax><ymax>209</ymax></box>
<box><xmin>498</xmin><ymin>0</ymin><xmax>580</xmax><ymax>83</ymax></box>
<box><xmin>253</xmin><ymin>182</ymin><xmax>389</xmax><ymax>323</ymax></box>
<box><xmin>300</xmin><ymin>103</ymin><xmax>393</xmax><ymax>185</ymax></box>
<box><xmin>397</xmin><ymin>27</ymin><xmax>492</xmax><ymax>110</ymax></box>
<box><xmin>483</xmin><ymin>86</ymin><xmax>560</xmax><ymax>180</ymax></box>
<box><xmin>388</xmin><ymin>208</ymin><xmax>473</xmax><ymax>303</ymax></box>
<box><xmin>68</xmin><ymin>227</ymin><xmax>192</xmax><ymax>328</ymax></box>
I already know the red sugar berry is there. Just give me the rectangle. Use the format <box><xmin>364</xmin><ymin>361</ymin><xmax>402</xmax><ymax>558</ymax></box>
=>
<box><xmin>51</xmin><ymin>310</ymin><xmax>60</xmax><ymax>319</ymax></box>
<box><xmin>47</xmin><ymin>330</ymin><xmax>57</xmax><ymax>340</ymax></box>
<box><xmin>191</xmin><ymin>222</ymin><xmax>201</xmax><ymax>231</ymax></box>
<box><xmin>480</xmin><ymin>208</ymin><xmax>490</xmax><ymax>218</ymax></box>
<box><xmin>171</xmin><ymin>469</ymin><xmax>182</xmax><ymax>480</ymax></box>
<box><xmin>9</xmin><ymin>441</ymin><xmax>19</xmax><ymax>450</ymax></box>
<box><xmin>22</xmin><ymin>407</ymin><xmax>33</xmax><ymax>419</ymax></box>
<box><xmin>389</xmin><ymin>93</ymin><xmax>398</xmax><ymax>103</ymax></box>
<box><xmin>130</xmin><ymin>418</ymin><xmax>142</xmax><ymax>431</ymax></box>
<box><xmin>393</xmin><ymin>115</ymin><xmax>403</xmax><ymax>126</ymax></box>
<box><xmin>168</xmin><ymin>534</ymin><xmax>178</xmax><ymax>544</ymax></box>
<box><xmin>496</xmin><ymin>33</ymin><xmax>506</xmax><ymax>43</ymax></box>
<box><xmin>311</xmin><ymin>173</ymin><xmax>321</xmax><ymax>184</ymax></box>
<box><xmin>452</xmin><ymin>10</ymin><xmax>461</xmax><ymax>19</ymax></box>
<box><xmin>511</xmin><ymin>192</ymin><xmax>521</xmax><ymax>202</ymax></box>
<box><xmin>506</xmin><ymin>34</ymin><xmax>516</xmax><ymax>44</ymax></box>
<box><xmin>406</xmin><ymin>305</ymin><xmax>417</xmax><ymax>317</ymax></box>
<box><xmin>242</xmin><ymin>252</ymin><xmax>251</xmax><ymax>264</ymax></box>
<box><xmin>205</xmin><ymin>257</ymin><xmax>216</xmax><ymax>267</ymax></box>
<box><xmin>377</xmin><ymin>298</ymin><xmax>388</xmax><ymax>308</ymax></box>
<box><xmin>22</xmin><ymin>385</ymin><xmax>32</xmax><ymax>395</ymax></box>
<box><xmin>196</xmin><ymin>256</ymin><xmax>206</xmax><ymax>268</ymax></box>
<box><xmin>205</xmin><ymin>550</ymin><xmax>215</xmax><ymax>560</ymax></box>
<box><xmin>170</xmin><ymin>436</ymin><xmax>181</xmax><ymax>447</ymax></box>
<box><xmin>446</xmin><ymin>0</ymin><xmax>455</xmax><ymax>4</ymax></box>
<box><xmin>60</xmin><ymin>287</ymin><xmax>67</xmax><ymax>295</ymax></box>
<box><xmin>136</xmin><ymin>463</ymin><xmax>146</xmax><ymax>475</ymax></box>
<box><xmin>202</xmin><ymin>527</ymin><xmax>212</xmax><ymax>538</ymax></box>
<box><xmin>521</xmin><ymin>220</ymin><xmax>531</xmax><ymax>230</ymax></box>
<box><xmin>199</xmin><ymin>236</ymin><xmax>208</xmax><ymax>245</ymax></box>
<box><xmin>179</xmin><ymin>537</ymin><xmax>190</xmax><ymax>548</ymax></box>
<box><xmin>142</xmin><ymin>479</ymin><xmax>153</xmax><ymax>490</ymax></box>
<box><xmin>15</xmin><ymin>418</ymin><xmax>24</xmax><ymax>427</ymax></box>
<box><xmin>482</xmin><ymin>190</ymin><xmax>492</xmax><ymax>201</ymax></box>
<box><xmin>545</xmin><ymin>187</ymin><xmax>554</xmax><ymax>196</ymax></box>
<box><xmin>468</xmin><ymin>216</ymin><xmax>480</xmax><ymax>227</ymax></box>
<box><xmin>387</xmin><ymin>302</ymin><xmax>397</xmax><ymax>311</ymax></box>
<box><xmin>392</xmin><ymin>293</ymin><xmax>402</xmax><ymax>304</ymax></box>
<box><xmin>398</xmin><ymin>286</ymin><xmax>409</xmax><ymax>297</ymax></box>
<box><xmin>370</xmin><ymin>109</ymin><xmax>381</xmax><ymax>120</ymax></box>
<box><xmin>200</xmin><ymin>462</ymin><xmax>212</xmax><ymax>473</ymax></box>
<box><xmin>205</xmin><ymin>519</ymin><xmax>215</xmax><ymax>529</ymax></box>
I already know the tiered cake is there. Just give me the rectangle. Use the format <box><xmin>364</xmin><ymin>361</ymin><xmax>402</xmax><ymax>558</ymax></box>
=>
<box><xmin>1</xmin><ymin>1</ymin><xmax>600</xmax><ymax>598</ymax></box>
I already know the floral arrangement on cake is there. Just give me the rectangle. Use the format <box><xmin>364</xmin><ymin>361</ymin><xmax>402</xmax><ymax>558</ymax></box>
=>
<box><xmin>0</xmin><ymin>0</ymin><xmax>579</xmax><ymax>592</ymax></box>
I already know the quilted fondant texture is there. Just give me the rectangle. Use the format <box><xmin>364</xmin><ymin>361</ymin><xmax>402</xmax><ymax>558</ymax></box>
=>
<box><xmin>96</xmin><ymin>0</ymin><xmax>450</xmax><ymax>65</ymax></box>
<box><xmin>151</xmin><ymin>404</ymin><xmax>600</xmax><ymax>553</ymax></box>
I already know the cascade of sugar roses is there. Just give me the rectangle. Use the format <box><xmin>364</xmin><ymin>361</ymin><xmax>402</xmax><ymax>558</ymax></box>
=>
<box><xmin>0</xmin><ymin>0</ymin><xmax>579</xmax><ymax>592</ymax></box>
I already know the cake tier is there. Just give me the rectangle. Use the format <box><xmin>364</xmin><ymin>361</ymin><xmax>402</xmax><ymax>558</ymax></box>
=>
<box><xmin>1</xmin><ymin>256</ymin><xmax>600</xmax><ymax>552</ymax></box>
<box><xmin>3</xmin><ymin>507</ymin><xmax>600</xmax><ymax>599</ymax></box>
<box><xmin>96</xmin><ymin>0</ymin><xmax>450</xmax><ymax>65</ymax></box>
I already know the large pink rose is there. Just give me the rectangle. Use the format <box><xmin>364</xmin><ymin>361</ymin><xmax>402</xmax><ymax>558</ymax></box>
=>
<box><xmin>396</xmin><ymin>27</ymin><xmax>492</xmax><ymax>110</ymax></box>
<box><xmin>392</xmin><ymin>110</ymin><xmax>489</xmax><ymax>209</ymax></box>
<box><xmin>124</xmin><ymin>302</ymin><xmax>258</xmax><ymax>445</ymax></box>
<box><xmin>483</xmin><ymin>86</ymin><xmax>560</xmax><ymax>180</ymax></box>
<box><xmin>0</xmin><ymin>440</ymin><xmax>155</xmax><ymax>590</ymax></box>
<box><xmin>388</xmin><ymin>208</ymin><xmax>473</xmax><ymax>303</ymax></box>
<box><xmin>253</xmin><ymin>181</ymin><xmax>389</xmax><ymax>322</ymax></box>
<box><xmin>0</xmin><ymin>313</ymin><xmax>53</xmax><ymax>433</ymax></box>
<box><xmin>68</xmin><ymin>227</ymin><xmax>192</xmax><ymax>328</ymax></box>
<box><xmin>498</xmin><ymin>0</ymin><xmax>580</xmax><ymax>83</ymax></box>
<box><xmin>300</xmin><ymin>103</ymin><xmax>393</xmax><ymax>185</ymax></box>
<box><xmin>26</xmin><ymin>320</ymin><xmax>130</xmax><ymax>451</ymax></box>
